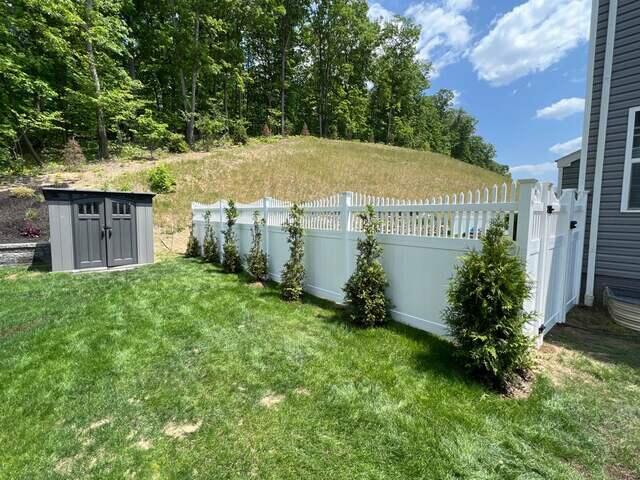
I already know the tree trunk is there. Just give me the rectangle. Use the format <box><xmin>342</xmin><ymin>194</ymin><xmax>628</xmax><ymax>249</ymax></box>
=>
<box><xmin>84</xmin><ymin>0</ymin><xmax>109</xmax><ymax>160</ymax></box>
<box><xmin>280</xmin><ymin>28</ymin><xmax>289</xmax><ymax>136</ymax></box>
<box><xmin>185</xmin><ymin>14</ymin><xmax>200</xmax><ymax>147</ymax></box>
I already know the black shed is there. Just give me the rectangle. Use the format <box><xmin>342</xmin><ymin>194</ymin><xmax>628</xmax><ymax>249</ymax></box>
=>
<box><xmin>43</xmin><ymin>188</ymin><xmax>155</xmax><ymax>272</ymax></box>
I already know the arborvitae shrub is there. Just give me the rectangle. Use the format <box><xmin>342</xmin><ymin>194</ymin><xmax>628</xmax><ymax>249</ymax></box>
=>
<box><xmin>222</xmin><ymin>200</ymin><xmax>242</xmax><ymax>273</ymax></box>
<box><xmin>261</xmin><ymin>123</ymin><xmax>272</xmax><ymax>137</ymax></box>
<box><xmin>247</xmin><ymin>211</ymin><xmax>268</xmax><ymax>282</ymax></box>
<box><xmin>202</xmin><ymin>211</ymin><xmax>219</xmax><ymax>263</ymax></box>
<box><xmin>301</xmin><ymin>122</ymin><xmax>310</xmax><ymax>136</ymax></box>
<box><xmin>343</xmin><ymin>205</ymin><xmax>391</xmax><ymax>327</ymax></box>
<box><xmin>280</xmin><ymin>204</ymin><xmax>305</xmax><ymax>301</ymax></box>
<box><xmin>62</xmin><ymin>136</ymin><xmax>86</xmax><ymax>167</ymax></box>
<box><xmin>185</xmin><ymin>225</ymin><xmax>201</xmax><ymax>257</ymax></box>
<box><xmin>443</xmin><ymin>216</ymin><xmax>534</xmax><ymax>391</ymax></box>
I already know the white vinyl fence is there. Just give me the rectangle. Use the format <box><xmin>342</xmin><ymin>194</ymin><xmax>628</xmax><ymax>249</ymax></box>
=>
<box><xmin>192</xmin><ymin>180</ymin><xmax>588</xmax><ymax>339</ymax></box>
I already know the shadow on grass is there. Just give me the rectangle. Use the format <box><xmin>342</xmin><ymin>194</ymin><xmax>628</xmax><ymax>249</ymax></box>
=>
<box><xmin>545</xmin><ymin>306</ymin><xmax>640</xmax><ymax>370</ymax></box>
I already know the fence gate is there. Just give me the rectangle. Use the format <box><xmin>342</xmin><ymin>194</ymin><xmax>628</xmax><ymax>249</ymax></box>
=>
<box><xmin>517</xmin><ymin>182</ymin><xmax>588</xmax><ymax>337</ymax></box>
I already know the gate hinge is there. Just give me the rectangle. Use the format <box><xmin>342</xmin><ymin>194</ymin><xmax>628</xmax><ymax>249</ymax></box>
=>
<box><xmin>546</xmin><ymin>205</ymin><xmax>555</xmax><ymax>214</ymax></box>
<box><xmin>570</xmin><ymin>220</ymin><xmax>578</xmax><ymax>230</ymax></box>
<box><xmin>538</xmin><ymin>324</ymin><xmax>546</xmax><ymax>335</ymax></box>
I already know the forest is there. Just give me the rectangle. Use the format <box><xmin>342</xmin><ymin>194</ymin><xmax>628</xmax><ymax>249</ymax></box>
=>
<box><xmin>0</xmin><ymin>0</ymin><xmax>507</xmax><ymax>175</ymax></box>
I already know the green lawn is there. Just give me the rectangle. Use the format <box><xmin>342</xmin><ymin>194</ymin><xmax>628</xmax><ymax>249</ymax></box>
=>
<box><xmin>1</xmin><ymin>259</ymin><xmax>639</xmax><ymax>479</ymax></box>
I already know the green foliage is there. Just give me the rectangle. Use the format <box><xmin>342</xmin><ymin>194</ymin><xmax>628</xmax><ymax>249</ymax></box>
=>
<box><xmin>9</xmin><ymin>186</ymin><xmax>36</xmax><ymax>199</ymax></box>
<box><xmin>1</xmin><ymin>0</ymin><xmax>505</xmax><ymax>175</ymax></box>
<box><xmin>222</xmin><ymin>200</ymin><xmax>242</xmax><ymax>273</ymax></box>
<box><xmin>443</xmin><ymin>216</ymin><xmax>534</xmax><ymax>391</ymax></box>
<box><xmin>246</xmin><ymin>211</ymin><xmax>268</xmax><ymax>282</ymax></box>
<box><xmin>185</xmin><ymin>225</ymin><xmax>201</xmax><ymax>257</ymax></box>
<box><xmin>343</xmin><ymin>205</ymin><xmax>391</xmax><ymax>327</ymax></box>
<box><xmin>166</xmin><ymin>133</ymin><xmax>189</xmax><ymax>153</ymax></box>
<box><xmin>280</xmin><ymin>203</ymin><xmax>305</xmax><ymax>301</ymax></box>
<box><xmin>203</xmin><ymin>211</ymin><xmax>219</xmax><ymax>264</ymax></box>
<box><xmin>148</xmin><ymin>165</ymin><xmax>176</xmax><ymax>194</ymax></box>
<box><xmin>134</xmin><ymin>109</ymin><xmax>169</xmax><ymax>158</ymax></box>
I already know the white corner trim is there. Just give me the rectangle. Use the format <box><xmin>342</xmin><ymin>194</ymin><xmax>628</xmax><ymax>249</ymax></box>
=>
<box><xmin>585</xmin><ymin>0</ymin><xmax>618</xmax><ymax>304</ymax></box>
<box><xmin>620</xmin><ymin>106</ymin><xmax>640</xmax><ymax>212</ymax></box>
<box><xmin>579</xmin><ymin>0</ymin><xmax>600</xmax><ymax>191</ymax></box>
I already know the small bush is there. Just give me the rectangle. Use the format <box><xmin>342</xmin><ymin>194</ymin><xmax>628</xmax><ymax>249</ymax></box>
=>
<box><xmin>300</xmin><ymin>122</ymin><xmax>310</xmax><ymax>136</ymax></box>
<box><xmin>9</xmin><ymin>186</ymin><xmax>36</xmax><ymax>199</ymax></box>
<box><xmin>222</xmin><ymin>200</ymin><xmax>242</xmax><ymax>273</ymax></box>
<box><xmin>246</xmin><ymin>211</ymin><xmax>268</xmax><ymax>282</ymax></box>
<box><xmin>202</xmin><ymin>211</ymin><xmax>219</xmax><ymax>263</ymax></box>
<box><xmin>135</xmin><ymin>109</ymin><xmax>169</xmax><ymax>158</ymax></box>
<box><xmin>443</xmin><ymin>216</ymin><xmax>534</xmax><ymax>391</ymax></box>
<box><xmin>148</xmin><ymin>165</ymin><xmax>176</xmax><ymax>193</ymax></box>
<box><xmin>280</xmin><ymin>204</ymin><xmax>305</xmax><ymax>301</ymax></box>
<box><xmin>166</xmin><ymin>133</ymin><xmax>189</xmax><ymax>153</ymax></box>
<box><xmin>230</xmin><ymin>121</ymin><xmax>248</xmax><ymax>145</ymax></box>
<box><xmin>261</xmin><ymin>123</ymin><xmax>272</xmax><ymax>137</ymax></box>
<box><xmin>24</xmin><ymin>208</ymin><xmax>39</xmax><ymax>221</ymax></box>
<box><xmin>343</xmin><ymin>205</ymin><xmax>391</xmax><ymax>327</ymax></box>
<box><xmin>185</xmin><ymin>225</ymin><xmax>201</xmax><ymax>257</ymax></box>
<box><xmin>62</xmin><ymin>136</ymin><xmax>87</xmax><ymax>167</ymax></box>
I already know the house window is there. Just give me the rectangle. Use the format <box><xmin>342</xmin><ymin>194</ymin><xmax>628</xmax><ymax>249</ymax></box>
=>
<box><xmin>622</xmin><ymin>108</ymin><xmax>640</xmax><ymax>211</ymax></box>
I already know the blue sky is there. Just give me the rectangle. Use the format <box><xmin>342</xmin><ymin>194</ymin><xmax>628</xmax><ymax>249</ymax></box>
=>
<box><xmin>368</xmin><ymin>0</ymin><xmax>591</xmax><ymax>181</ymax></box>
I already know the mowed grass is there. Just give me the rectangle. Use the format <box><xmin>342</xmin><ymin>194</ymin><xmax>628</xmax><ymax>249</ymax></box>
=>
<box><xmin>1</xmin><ymin>259</ymin><xmax>639</xmax><ymax>479</ymax></box>
<box><xmin>111</xmin><ymin>137</ymin><xmax>508</xmax><ymax>234</ymax></box>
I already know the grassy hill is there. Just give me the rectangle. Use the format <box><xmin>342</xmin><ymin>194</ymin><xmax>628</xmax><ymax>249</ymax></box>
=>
<box><xmin>109</xmin><ymin>137</ymin><xmax>508</xmax><ymax>250</ymax></box>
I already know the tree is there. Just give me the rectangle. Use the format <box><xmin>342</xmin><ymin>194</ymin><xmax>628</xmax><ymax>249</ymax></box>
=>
<box><xmin>246</xmin><ymin>211</ymin><xmax>268</xmax><ymax>282</ymax></box>
<box><xmin>185</xmin><ymin>224</ymin><xmax>201</xmax><ymax>257</ymax></box>
<box><xmin>280</xmin><ymin>203</ymin><xmax>305</xmax><ymax>301</ymax></box>
<box><xmin>202</xmin><ymin>210</ymin><xmax>219</xmax><ymax>263</ymax></box>
<box><xmin>222</xmin><ymin>199</ymin><xmax>242</xmax><ymax>273</ymax></box>
<box><xmin>343</xmin><ymin>205</ymin><xmax>391</xmax><ymax>327</ymax></box>
<box><xmin>443</xmin><ymin>216</ymin><xmax>534</xmax><ymax>391</ymax></box>
<box><xmin>135</xmin><ymin>109</ymin><xmax>169</xmax><ymax>158</ymax></box>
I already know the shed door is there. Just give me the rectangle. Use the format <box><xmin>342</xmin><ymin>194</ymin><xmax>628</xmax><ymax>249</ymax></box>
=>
<box><xmin>73</xmin><ymin>199</ymin><xmax>107</xmax><ymax>269</ymax></box>
<box><xmin>105</xmin><ymin>198</ymin><xmax>137</xmax><ymax>267</ymax></box>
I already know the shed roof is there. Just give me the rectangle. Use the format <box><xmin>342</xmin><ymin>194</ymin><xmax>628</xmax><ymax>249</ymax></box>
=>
<box><xmin>42</xmin><ymin>187</ymin><xmax>156</xmax><ymax>200</ymax></box>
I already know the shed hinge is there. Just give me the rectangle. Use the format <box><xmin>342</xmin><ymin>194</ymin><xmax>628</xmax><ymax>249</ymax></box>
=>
<box><xmin>538</xmin><ymin>324</ymin><xmax>546</xmax><ymax>335</ymax></box>
<box><xmin>546</xmin><ymin>205</ymin><xmax>555</xmax><ymax>214</ymax></box>
<box><xmin>570</xmin><ymin>220</ymin><xmax>578</xmax><ymax>230</ymax></box>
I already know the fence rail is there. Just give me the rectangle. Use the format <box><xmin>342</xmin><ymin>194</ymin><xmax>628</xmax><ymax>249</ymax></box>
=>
<box><xmin>192</xmin><ymin>180</ymin><xmax>588</xmax><ymax>340</ymax></box>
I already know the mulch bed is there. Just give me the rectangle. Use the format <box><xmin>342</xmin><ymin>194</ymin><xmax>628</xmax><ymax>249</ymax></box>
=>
<box><xmin>0</xmin><ymin>189</ymin><xmax>49</xmax><ymax>244</ymax></box>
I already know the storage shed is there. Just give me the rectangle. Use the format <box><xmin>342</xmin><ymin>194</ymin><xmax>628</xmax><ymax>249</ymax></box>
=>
<box><xmin>43</xmin><ymin>188</ymin><xmax>155</xmax><ymax>272</ymax></box>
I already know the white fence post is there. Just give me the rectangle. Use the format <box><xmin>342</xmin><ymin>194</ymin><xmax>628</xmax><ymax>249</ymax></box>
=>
<box><xmin>263</xmin><ymin>197</ymin><xmax>271</xmax><ymax>270</ymax></box>
<box><xmin>340</xmin><ymin>192</ymin><xmax>353</xmax><ymax>303</ymax></box>
<box><xmin>218</xmin><ymin>201</ymin><xmax>225</xmax><ymax>263</ymax></box>
<box><xmin>515</xmin><ymin>179</ymin><xmax>537</xmax><ymax>262</ymax></box>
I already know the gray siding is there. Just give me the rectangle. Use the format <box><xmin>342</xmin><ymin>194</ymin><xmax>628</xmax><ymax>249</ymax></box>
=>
<box><xmin>561</xmin><ymin>161</ymin><xmax>580</xmax><ymax>189</ymax></box>
<box><xmin>136</xmin><ymin>200</ymin><xmax>154</xmax><ymax>265</ymax></box>
<box><xmin>47</xmin><ymin>201</ymin><xmax>75</xmax><ymax>272</ymax></box>
<box><xmin>583</xmin><ymin>0</ymin><xmax>640</xmax><ymax>301</ymax></box>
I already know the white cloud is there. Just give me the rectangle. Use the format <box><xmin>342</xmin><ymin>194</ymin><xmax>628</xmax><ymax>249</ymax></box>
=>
<box><xmin>510</xmin><ymin>161</ymin><xmax>558</xmax><ymax>181</ymax></box>
<box><xmin>536</xmin><ymin>97</ymin><xmax>585</xmax><ymax>120</ymax></box>
<box><xmin>451</xmin><ymin>89</ymin><xmax>462</xmax><ymax>106</ymax></box>
<box><xmin>368</xmin><ymin>3</ymin><xmax>396</xmax><ymax>24</ymax></box>
<box><xmin>469</xmin><ymin>0</ymin><xmax>591</xmax><ymax>86</ymax></box>
<box><xmin>550</xmin><ymin>136</ymin><xmax>582</xmax><ymax>156</ymax></box>
<box><xmin>404</xmin><ymin>1</ymin><xmax>474</xmax><ymax>76</ymax></box>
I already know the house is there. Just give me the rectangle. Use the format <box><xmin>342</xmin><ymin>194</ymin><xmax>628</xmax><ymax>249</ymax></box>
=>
<box><xmin>568</xmin><ymin>0</ymin><xmax>640</xmax><ymax>305</ymax></box>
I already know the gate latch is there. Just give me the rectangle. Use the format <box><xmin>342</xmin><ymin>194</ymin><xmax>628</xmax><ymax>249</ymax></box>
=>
<box><xmin>570</xmin><ymin>220</ymin><xmax>578</xmax><ymax>230</ymax></box>
<box><xmin>546</xmin><ymin>205</ymin><xmax>555</xmax><ymax>214</ymax></box>
<box><xmin>538</xmin><ymin>324</ymin><xmax>546</xmax><ymax>335</ymax></box>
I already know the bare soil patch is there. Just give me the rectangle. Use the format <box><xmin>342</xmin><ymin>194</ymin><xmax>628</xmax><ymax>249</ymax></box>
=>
<box><xmin>0</xmin><ymin>189</ymin><xmax>49</xmax><ymax>243</ymax></box>
<box><xmin>162</xmin><ymin>420</ymin><xmax>202</xmax><ymax>439</ymax></box>
<box><xmin>259</xmin><ymin>393</ymin><xmax>285</xmax><ymax>408</ymax></box>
